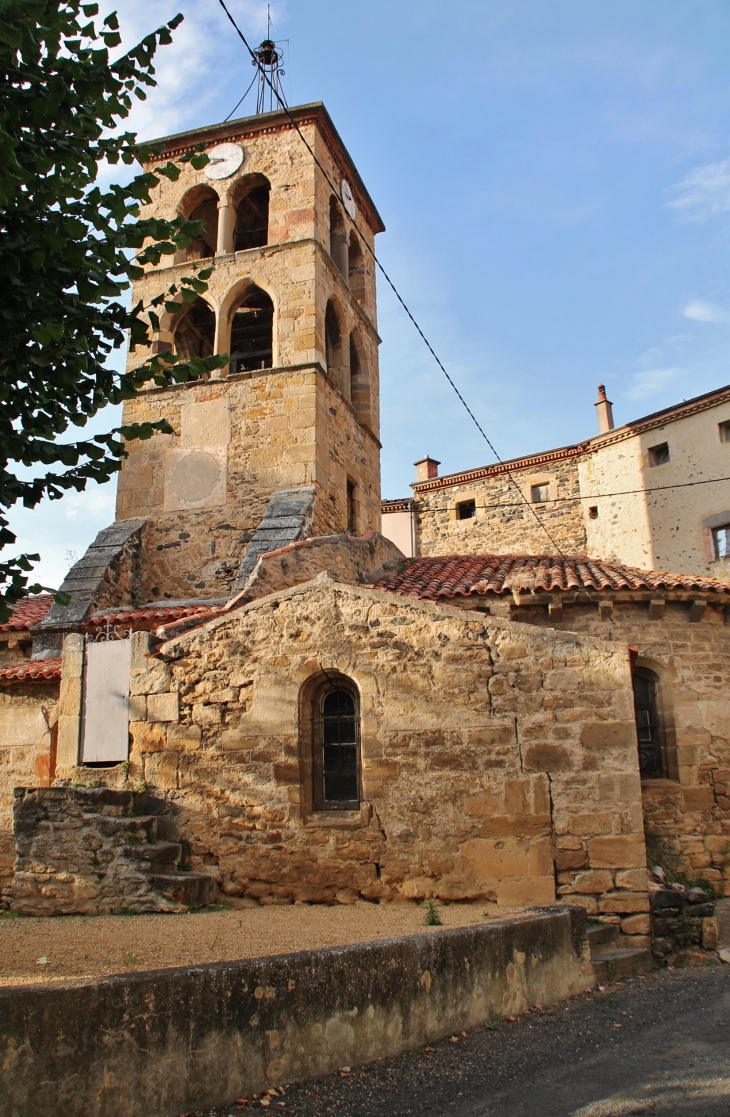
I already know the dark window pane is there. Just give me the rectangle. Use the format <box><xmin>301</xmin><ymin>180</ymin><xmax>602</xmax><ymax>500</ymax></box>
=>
<box><xmin>318</xmin><ymin>688</ymin><xmax>359</xmax><ymax>805</ymax></box>
<box><xmin>323</xmin><ymin>690</ymin><xmax>354</xmax><ymax>718</ymax></box>
<box><xmin>633</xmin><ymin>670</ymin><xmax>663</xmax><ymax>778</ymax></box>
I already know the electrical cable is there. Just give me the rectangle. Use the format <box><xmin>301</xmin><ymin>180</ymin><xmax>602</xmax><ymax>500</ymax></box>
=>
<box><xmin>214</xmin><ymin>0</ymin><xmax>566</xmax><ymax>556</ymax></box>
<box><xmin>224</xmin><ymin>71</ymin><xmax>258</xmax><ymax>122</ymax></box>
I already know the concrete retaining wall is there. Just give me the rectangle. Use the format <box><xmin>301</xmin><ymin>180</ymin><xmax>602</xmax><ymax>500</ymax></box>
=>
<box><xmin>0</xmin><ymin>906</ymin><xmax>590</xmax><ymax>1117</ymax></box>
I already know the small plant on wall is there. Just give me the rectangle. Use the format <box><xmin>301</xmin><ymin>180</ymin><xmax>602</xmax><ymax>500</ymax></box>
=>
<box><xmin>424</xmin><ymin>898</ymin><xmax>442</xmax><ymax>926</ymax></box>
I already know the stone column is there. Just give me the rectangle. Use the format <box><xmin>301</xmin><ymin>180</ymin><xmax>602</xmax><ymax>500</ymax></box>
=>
<box><xmin>56</xmin><ymin>633</ymin><xmax>84</xmax><ymax>774</ymax></box>
<box><xmin>217</xmin><ymin>202</ymin><xmax>235</xmax><ymax>256</ymax></box>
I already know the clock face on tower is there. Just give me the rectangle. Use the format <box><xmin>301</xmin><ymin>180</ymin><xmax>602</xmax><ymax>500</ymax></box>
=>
<box><xmin>341</xmin><ymin>178</ymin><xmax>356</xmax><ymax>220</ymax></box>
<box><xmin>204</xmin><ymin>142</ymin><xmax>244</xmax><ymax>180</ymax></box>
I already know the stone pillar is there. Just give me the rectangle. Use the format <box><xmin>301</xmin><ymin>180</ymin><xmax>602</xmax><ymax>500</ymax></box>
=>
<box><xmin>217</xmin><ymin>201</ymin><xmax>236</xmax><ymax>256</ymax></box>
<box><xmin>56</xmin><ymin>633</ymin><xmax>84</xmax><ymax>774</ymax></box>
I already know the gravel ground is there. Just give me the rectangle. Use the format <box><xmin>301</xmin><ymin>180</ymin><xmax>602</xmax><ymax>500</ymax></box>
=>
<box><xmin>197</xmin><ymin>967</ymin><xmax>730</xmax><ymax>1117</ymax></box>
<box><xmin>0</xmin><ymin>901</ymin><xmax>495</xmax><ymax>986</ymax></box>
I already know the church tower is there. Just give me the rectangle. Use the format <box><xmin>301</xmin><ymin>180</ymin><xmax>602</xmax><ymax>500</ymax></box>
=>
<box><xmin>112</xmin><ymin>102</ymin><xmax>384</xmax><ymax>604</ymax></box>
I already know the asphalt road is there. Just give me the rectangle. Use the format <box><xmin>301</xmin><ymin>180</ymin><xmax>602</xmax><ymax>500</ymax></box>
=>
<box><xmin>197</xmin><ymin>967</ymin><xmax>730</xmax><ymax>1117</ymax></box>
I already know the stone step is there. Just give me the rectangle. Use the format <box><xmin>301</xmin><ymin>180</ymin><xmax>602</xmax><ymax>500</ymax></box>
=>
<box><xmin>122</xmin><ymin>841</ymin><xmax>182</xmax><ymax>870</ymax></box>
<box><xmin>591</xmin><ymin>947</ymin><xmax>653</xmax><ymax>982</ymax></box>
<box><xmin>587</xmin><ymin>923</ymin><xmax>618</xmax><ymax>954</ymax></box>
<box><xmin>152</xmin><ymin>871</ymin><xmax>215</xmax><ymax>911</ymax></box>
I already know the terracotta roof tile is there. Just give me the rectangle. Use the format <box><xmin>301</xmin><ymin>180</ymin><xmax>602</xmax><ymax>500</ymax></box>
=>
<box><xmin>0</xmin><ymin>594</ymin><xmax>54</xmax><ymax>633</ymax></box>
<box><xmin>0</xmin><ymin>657</ymin><xmax>62</xmax><ymax>681</ymax></box>
<box><xmin>373</xmin><ymin>555</ymin><xmax>730</xmax><ymax>601</ymax></box>
<box><xmin>84</xmin><ymin>601</ymin><xmax>227</xmax><ymax>633</ymax></box>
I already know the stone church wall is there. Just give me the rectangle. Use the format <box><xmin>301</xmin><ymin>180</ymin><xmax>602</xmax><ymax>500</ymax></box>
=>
<box><xmin>57</xmin><ymin>577</ymin><xmax>650</xmax><ymax>941</ymax></box>
<box><xmin>505</xmin><ymin>597</ymin><xmax>730</xmax><ymax>901</ymax></box>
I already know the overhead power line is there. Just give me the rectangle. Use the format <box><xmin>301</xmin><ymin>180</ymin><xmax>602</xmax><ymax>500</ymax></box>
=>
<box><xmin>214</xmin><ymin>0</ymin><xmax>566</xmax><ymax>557</ymax></box>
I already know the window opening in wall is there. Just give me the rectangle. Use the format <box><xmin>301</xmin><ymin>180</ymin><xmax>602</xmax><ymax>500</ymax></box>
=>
<box><xmin>329</xmin><ymin>195</ymin><xmax>348</xmax><ymax>277</ymax></box>
<box><xmin>720</xmin><ymin>421</ymin><xmax>730</xmax><ymax>443</ymax></box>
<box><xmin>632</xmin><ymin>668</ymin><xmax>665</xmax><ymax>779</ymax></box>
<box><xmin>174</xmin><ymin>298</ymin><xmax>216</xmax><ymax>368</ymax></box>
<box><xmin>230</xmin><ymin>287</ymin><xmax>273</xmax><ymax>372</ymax></box>
<box><xmin>346</xmin><ymin>336</ymin><xmax>358</xmax><ymax>402</ymax></box>
<box><xmin>347</xmin><ymin>480</ymin><xmax>356</xmax><ymax>534</ymax></box>
<box><xmin>713</xmin><ymin>523</ymin><xmax>730</xmax><ymax>559</ymax></box>
<box><xmin>325</xmin><ymin>300</ymin><xmax>342</xmax><ymax>382</ymax></box>
<box><xmin>234</xmin><ymin>184</ymin><xmax>270</xmax><ymax>251</ymax></box>
<box><xmin>314</xmin><ymin>687</ymin><xmax>360</xmax><ymax>808</ymax></box>
<box><xmin>348</xmin><ymin>232</ymin><xmax>366</xmax><ymax>305</ymax></box>
<box><xmin>648</xmin><ymin>442</ymin><xmax>670</xmax><ymax>466</ymax></box>
<box><xmin>456</xmin><ymin>499</ymin><xmax>476</xmax><ymax>520</ymax></box>
<box><xmin>531</xmin><ymin>483</ymin><xmax>550</xmax><ymax>503</ymax></box>
<box><xmin>186</xmin><ymin>192</ymin><xmax>219</xmax><ymax>260</ymax></box>
<box><xmin>588</xmin><ymin>506</ymin><xmax>599</xmax><ymax>520</ymax></box>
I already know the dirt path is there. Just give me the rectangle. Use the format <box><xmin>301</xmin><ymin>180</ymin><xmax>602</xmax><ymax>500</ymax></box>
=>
<box><xmin>0</xmin><ymin>900</ymin><xmax>494</xmax><ymax>986</ymax></box>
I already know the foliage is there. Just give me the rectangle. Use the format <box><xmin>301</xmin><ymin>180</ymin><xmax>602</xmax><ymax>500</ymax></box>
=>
<box><xmin>423</xmin><ymin>897</ymin><xmax>442</xmax><ymax>926</ymax></box>
<box><xmin>0</xmin><ymin>1</ymin><xmax>228</xmax><ymax>621</ymax></box>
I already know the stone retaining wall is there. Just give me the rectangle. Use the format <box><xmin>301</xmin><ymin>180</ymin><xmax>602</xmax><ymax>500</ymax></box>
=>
<box><xmin>0</xmin><ymin>905</ymin><xmax>590</xmax><ymax>1117</ymax></box>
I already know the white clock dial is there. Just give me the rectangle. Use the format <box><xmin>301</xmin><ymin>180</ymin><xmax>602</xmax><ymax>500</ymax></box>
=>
<box><xmin>204</xmin><ymin>142</ymin><xmax>244</xmax><ymax>180</ymax></box>
<box><xmin>341</xmin><ymin>178</ymin><xmax>356</xmax><ymax>220</ymax></box>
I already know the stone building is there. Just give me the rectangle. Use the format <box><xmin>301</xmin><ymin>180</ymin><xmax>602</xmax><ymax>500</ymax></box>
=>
<box><xmin>1</xmin><ymin>97</ymin><xmax>729</xmax><ymax>951</ymax></box>
<box><xmin>382</xmin><ymin>383</ymin><xmax>730</xmax><ymax>577</ymax></box>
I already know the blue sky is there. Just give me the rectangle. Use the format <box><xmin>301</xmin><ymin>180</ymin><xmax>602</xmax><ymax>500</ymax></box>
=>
<box><xmin>10</xmin><ymin>0</ymin><xmax>730</xmax><ymax>587</ymax></box>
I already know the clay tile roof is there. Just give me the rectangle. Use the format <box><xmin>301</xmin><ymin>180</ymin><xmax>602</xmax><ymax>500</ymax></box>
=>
<box><xmin>373</xmin><ymin>555</ymin><xmax>730</xmax><ymax>602</ymax></box>
<box><xmin>0</xmin><ymin>657</ymin><xmax>62</xmax><ymax>681</ymax></box>
<box><xmin>84</xmin><ymin>601</ymin><xmax>227</xmax><ymax>633</ymax></box>
<box><xmin>0</xmin><ymin>594</ymin><xmax>54</xmax><ymax>633</ymax></box>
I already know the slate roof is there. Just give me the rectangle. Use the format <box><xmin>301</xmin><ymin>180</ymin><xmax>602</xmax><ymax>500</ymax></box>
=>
<box><xmin>373</xmin><ymin>555</ymin><xmax>730</xmax><ymax>602</ymax></box>
<box><xmin>0</xmin><ymin>657</ymin><xmax>62</xmax><ymax>681</ymax></box>
<box><xmin>0</xmin><ymin>595</ymin><xmax>54</xmax><ymax>633</ymax></box>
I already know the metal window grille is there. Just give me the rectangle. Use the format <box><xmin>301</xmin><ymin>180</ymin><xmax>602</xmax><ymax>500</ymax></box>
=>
<box><xmin>314</xmin><ymin>687</ymin><xmax>360</xmax><ymax>808</ymax></box>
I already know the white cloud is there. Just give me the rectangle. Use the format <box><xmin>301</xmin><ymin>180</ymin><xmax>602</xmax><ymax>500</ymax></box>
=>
<box><xmin>668</xmin><ymin>158</ymin><xmax>730</xmax><ymax>221</ymax></box>
<box><xmin>683</xmin><ymin>299</ymin><xmax>730</xmax><ymax>323</ymax></box>
<box><xmin>625</xmin><ymin>367</ymin><xmax>683</xmax><ymax>400</ymax></box>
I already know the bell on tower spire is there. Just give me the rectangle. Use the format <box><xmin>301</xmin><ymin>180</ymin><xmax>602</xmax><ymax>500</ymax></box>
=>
<box><xmin>253</xmin><ymin>7</ymin><xmax>287</xmax><ymax>114</ymax></box>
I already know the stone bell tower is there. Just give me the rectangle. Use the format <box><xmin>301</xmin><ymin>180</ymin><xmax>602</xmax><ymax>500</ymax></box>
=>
<box><xmin>43</xmin><ymin>102</ymin><xmax>385</xmax><ymax>633</ymax></box>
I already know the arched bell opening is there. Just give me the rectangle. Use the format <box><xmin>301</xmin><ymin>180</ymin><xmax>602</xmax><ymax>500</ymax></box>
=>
<box><xmin>233</xmin><ymin>179</ymin><xmax>270</xmax><ymax>252</ymax></box>
<box><xmin>325</xmin><ymin>299</ymin><xmax>346</xmax><ymax>392</ymax></box>
<box><xmin>173</xmin><ymin>298</ymin><xmax>216</xmax><ymax>362</ymax></box>
<box><xmin>348</xmin><ymin>232</ymin><xmax>366</xmax><ymax>305</ymax></box>
<box><xmin>329</xmin><ymin>196</ymin><xmax>348</xmax><ymax>278</ymax></box>
<box><xmin>349</xmin><ymin>330</ymin><xmax>370</xmax><ymax>426</ymax></box>
<box><xmin>229</xmin><ymin>285</ymin><xmax>274</xmax><ymax>373</ymax></box>
<box><xmin>179</xmin><ymin>185</ymin><xmax>219</xmax><ymax>261</ymax></box>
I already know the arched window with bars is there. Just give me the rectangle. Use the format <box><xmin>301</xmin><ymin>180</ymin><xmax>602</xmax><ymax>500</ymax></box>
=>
<box><xmin>312</xmin><ymin>680</ymin><xmax>360</xmax><ymax>809</ymax></box>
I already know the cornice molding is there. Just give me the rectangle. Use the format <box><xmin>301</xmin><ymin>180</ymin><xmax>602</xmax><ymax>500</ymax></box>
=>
<box><xmin>411</xmin><ymin>442</ymin><xmax>591</xmax><ymax>494</ymax></box>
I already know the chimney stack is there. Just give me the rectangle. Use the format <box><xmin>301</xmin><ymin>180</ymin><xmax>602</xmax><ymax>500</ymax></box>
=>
<box><xmin>414</xmin><ymin>455</ymin><xmax>440</xmax><ymax>483</ymax></box>
<box><xmin>595</xmin><ymin>384</ymin><xmax>615</xmax><ymax>434</ymax></box>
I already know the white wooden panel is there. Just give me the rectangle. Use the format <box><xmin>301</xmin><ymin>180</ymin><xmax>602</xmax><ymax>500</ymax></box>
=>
<box><xmin>81</xmin><ymin>640</ymin><xmax>131</xmax><ymax>763</ymax></box>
